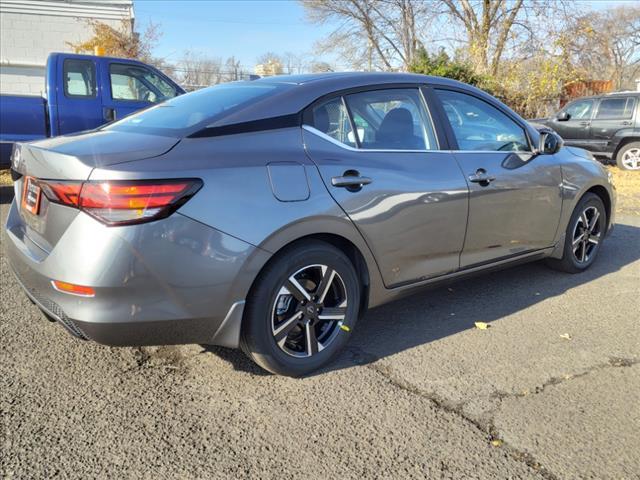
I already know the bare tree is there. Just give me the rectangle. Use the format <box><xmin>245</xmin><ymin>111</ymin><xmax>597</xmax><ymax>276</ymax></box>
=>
<box><xmin>437</xmin><ymin>0</ymin><xmax>566</xmax><ymax>76</ymax></box>
<box><xmin>176</xmin><ymin>51</ymin><xmax>223</xmax><ymax>90</ymax></box>
<box><xmin>561</xmin><ymin>5</ymin><xmax>640</xmax><ymax>89</ymax></box>
<box><xmin>310</xmin><ymin>60</ymin><xmax>334</xmax><ymax>73</ymax></box>
<box><xmin>302</xmin><ymin>0</ymin><xmax>430</xmax><ymax>70</ymax></box>
<box><xmin>224</xmin><ymin>56</ymin><xmax>242</xmax><ymax>81</ymax></box>
<box><xmin>283</xmin><ymin>51</ymin><xmax>308</xmax><ymax>74</ymax></box>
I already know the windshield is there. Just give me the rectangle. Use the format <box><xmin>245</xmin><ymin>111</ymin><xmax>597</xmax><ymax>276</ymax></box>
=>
<box><xmin>104</xmin><ymin>82</ymin><xmax>288</xmax><ymax>137</ymax></box>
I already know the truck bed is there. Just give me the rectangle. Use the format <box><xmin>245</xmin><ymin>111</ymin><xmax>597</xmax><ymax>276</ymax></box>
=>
<box><xmin>0</xmin><ymin>94</ymin><xmax>47</xmax><ymax>166</ymax></box>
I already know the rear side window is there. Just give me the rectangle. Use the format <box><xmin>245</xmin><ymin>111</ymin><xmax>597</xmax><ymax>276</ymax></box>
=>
<box><xmin>110</xmin><ymin>63</ymin><xmax>178</xmax><ymax>103</ymax></box>
<box><xmin>63</xmin><ymin>59</ymin><xmax>96</xmax><ymax>98</ymax></box>
<box><xmin>345</xmin><ymin>89</ymin><xmax>438</xmax><ymax>150</ymax></box>
<box><xmin>595</xmin><ymin>97</ymin><xmax>636</xmax><ymax>119</ymax></box>
<box><xmin>309</xmin><ymin>98</ymin><xmax>356</xmax><ymax>147</ymax></box>
<box><xmin>435</xmin><ymin>89</ymin><xmax>530</xmax><ymax>152</ymax></box>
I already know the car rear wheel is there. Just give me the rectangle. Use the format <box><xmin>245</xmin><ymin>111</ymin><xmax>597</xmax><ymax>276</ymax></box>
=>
<box><xmin>546</xmin><ymin>193</ymin><xmax>606</xmax><ymax>273</ymax></box>
<box><xmin>616</xmin><ymin>141</ymin><xmax>640</xmax><ymax>171</ymax></box>
<box><xmin>241</xmin><ymin>240</ymin><xmax>360</xmax><ymax>377</ymax></box>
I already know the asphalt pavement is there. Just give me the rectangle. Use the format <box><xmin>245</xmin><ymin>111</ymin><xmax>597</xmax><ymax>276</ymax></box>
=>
<box><xmin>1</xmin><ymin>200</ymin><xmax>638</xmax><ymax>479</ymax></box>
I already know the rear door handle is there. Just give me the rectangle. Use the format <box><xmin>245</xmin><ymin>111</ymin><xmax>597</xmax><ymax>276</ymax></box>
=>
<box><xmin>331</xmin><ymin>172</ymin><xmax>372</xmax><ymax>190</ymax></box>
<box><xmin>468</xmin><ymin>169</ymin><xmax>495</xmax><ymax>186</ymax></box>
<box><xmin>621</xmin><ymin>121</ymin><xmax>632</xmax><ymax>126</ymax></box>
<box><xmin>579</xmin><ymin>121</ymin><xmax>590</xmax><ymax>126</ymax></box>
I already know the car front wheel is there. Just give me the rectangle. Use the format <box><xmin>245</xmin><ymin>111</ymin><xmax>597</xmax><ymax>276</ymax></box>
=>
<box><xmin>546</xmin><ymin>193</ymin><xmax>606</xmax><ymax>273</ymax></box>
<box><xmin>241</xmin><ymin>240</ymin><xmax>360</xmax><ymax>377</ymax></box>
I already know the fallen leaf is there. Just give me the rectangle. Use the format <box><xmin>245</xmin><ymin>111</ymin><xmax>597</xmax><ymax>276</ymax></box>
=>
<box><xmin>490</xmin><ymin>439</ymin><xmax>503</xmax><ymax>447</ymax></box>
<box><xmin>475</xmin><ymin>322</ymin><xmax>490</xmax><ymax>330</ymax></box>
<box><xmin>559</xmin><ymin>333</ymin><xmax>572</xmax><ymax>340</ymax></box>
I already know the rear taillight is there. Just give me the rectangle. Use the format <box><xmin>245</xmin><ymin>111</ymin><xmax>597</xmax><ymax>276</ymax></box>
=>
<box><xmin>40</xmin><ymin>179</ymin><xmax>202</xmax><ymax>226</ymax></box>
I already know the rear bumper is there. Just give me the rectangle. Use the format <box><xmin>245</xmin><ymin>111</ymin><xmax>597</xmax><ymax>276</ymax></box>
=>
<box><xmin>4</xmin><ymin>200</ymin><xmax>261</xmax><ymax>347</ymax></box>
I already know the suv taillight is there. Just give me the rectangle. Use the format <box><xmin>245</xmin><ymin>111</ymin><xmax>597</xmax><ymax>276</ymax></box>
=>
<box><xmin>40</xmin><ymin>179</ymin><xmax>202</xmax><ymax>226</ymax></box>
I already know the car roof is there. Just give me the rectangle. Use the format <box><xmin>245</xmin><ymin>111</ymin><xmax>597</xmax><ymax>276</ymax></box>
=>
<box><xmin>206</xmin><ymin>71</ymin><xmax>488</xmax><ymax>128</ymax></box>
<box><xmin>253</xmin><ymin>71</ymin><xmax>462</xmax><ymax>87</ymax></box>
<box><xmin>576</xmin><ymin>91</ymin><xmax>640</xmax><ymax>101</ymax></box>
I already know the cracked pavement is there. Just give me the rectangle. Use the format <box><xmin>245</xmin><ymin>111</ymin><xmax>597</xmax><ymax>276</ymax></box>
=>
<box><xmin>1</xmin><ymin>202</ymin><xmax>639</xmax><ymax>479</ymax></box>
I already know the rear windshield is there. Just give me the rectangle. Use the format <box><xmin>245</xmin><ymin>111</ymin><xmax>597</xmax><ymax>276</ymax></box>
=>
<box><xmin>104</xmin><ymin>82</ymin><xmax>288</xmax><ymax>137</ymax></box>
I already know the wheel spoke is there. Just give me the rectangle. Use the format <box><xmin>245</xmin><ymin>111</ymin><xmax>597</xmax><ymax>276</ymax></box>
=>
<box><xmin>580</xmin><ymin>212</ymin><xmax>589</xmax><ymax>229</ymax></box>
<box><xmin>273</xmin><ymin>311</ymin><xmax>303</xmax><ymax>343</ymax></box>
<box><xmin>284</xmin><ymin>277</ymin><xmax>311</xmax><ymax>302</ymax></box>
<box><xmin>305</xmin><ymin>322</ymin><xmax>319</xmax><ymax>356</ymax></box>
<box><xmin>588</xmin><ymin>210</ymin><xmax>600</xmax><ymax>233</ymax></box>
<box><xmin>588</xmin><ymin>236</ymin><xmax>599</xmax><ymax>245</ymax></box>
<box><xmin>318</xmin><ymin>306</ymin><xmax>346</xmax><ymax>321</ymax></box>
<box><xmin>580</xmin><ymin>241</ymin><xmax>587</xmax><ymax>262</ymax></box>
<box><xmin>315</xmin><ymin>266</ymin><xmax>336</xmax><ymax>303</ymax></box>
<box><xmin>572</xmin><ymin>234</ymin><xmax>583</xmax><ymax>247</ymax></box>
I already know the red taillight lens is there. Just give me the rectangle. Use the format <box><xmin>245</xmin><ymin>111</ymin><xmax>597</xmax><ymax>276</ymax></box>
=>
<box><xmin>39</xmin><ymin>181</ymin><xmax>82</xmax><ymax>207</ymax></box>
<box><xmin>40</xmin><ymin>179</ymin><xmax>202</xmax><ymax>226</ymax></box>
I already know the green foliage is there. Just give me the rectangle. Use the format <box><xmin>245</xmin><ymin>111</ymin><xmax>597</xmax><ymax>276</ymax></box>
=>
<box><xmin>408</xmin><ymin>48</ymin><xmax>487</xmax><ymax>88</ymax></box>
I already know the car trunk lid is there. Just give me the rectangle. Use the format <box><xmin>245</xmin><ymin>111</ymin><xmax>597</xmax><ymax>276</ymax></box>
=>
<box><xmin>10</xmin><ymin>130</ymin><xmax>180</xmax><ymax>253</ymax></box>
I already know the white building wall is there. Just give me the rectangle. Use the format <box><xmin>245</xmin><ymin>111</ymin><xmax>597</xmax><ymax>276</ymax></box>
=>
<box><xmin>0</xmin><ymin>1</ymin><xmax>133</xmax><ymax>96</ymax></box>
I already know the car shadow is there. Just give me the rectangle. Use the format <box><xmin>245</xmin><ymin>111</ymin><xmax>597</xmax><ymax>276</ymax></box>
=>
<box><xmin>0</xmin><ymin>185</ymin><xmax>14</xmax><ymax>205</ymax></box>
<box><xmin>204</xmin><ymin>221</ymin><xmax>640</xmax><ymax>377</ymax></box>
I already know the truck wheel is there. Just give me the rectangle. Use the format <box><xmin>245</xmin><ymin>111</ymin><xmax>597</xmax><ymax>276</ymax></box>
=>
<box><xmin>615</xmin><ymin>141</ymin><xmax>640</xmax><ymax>171</ymax></box>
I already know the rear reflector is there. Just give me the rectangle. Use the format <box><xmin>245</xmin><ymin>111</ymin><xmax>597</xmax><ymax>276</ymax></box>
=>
<box><xmin>39</xmin><ymin>179</ymin><xmax>202</xmax><ymax>226</ymax></box>
<box><xmin>52</xmin><ymin>280</ymin><xmax>95</xmax><ymax>297</ymax></box>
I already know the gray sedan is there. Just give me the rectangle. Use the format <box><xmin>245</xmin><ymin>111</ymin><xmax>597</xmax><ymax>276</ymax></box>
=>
<box><xmin>5</xmin><ymin>73</ymin><xmax>616</xmax><ymax>376</ymax></box>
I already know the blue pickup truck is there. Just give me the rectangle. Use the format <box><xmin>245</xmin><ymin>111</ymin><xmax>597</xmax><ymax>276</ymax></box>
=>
<box><xmin>0</xmin><ymin>52</ymin><xmax>185</xmax><ymax>166</ymax></box>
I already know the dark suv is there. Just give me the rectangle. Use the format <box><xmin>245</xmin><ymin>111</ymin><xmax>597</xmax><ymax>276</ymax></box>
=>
<box><xmin>532</xmin><ymin>92</ymin><xmax>640</xmax><ymax>170</ymax></box>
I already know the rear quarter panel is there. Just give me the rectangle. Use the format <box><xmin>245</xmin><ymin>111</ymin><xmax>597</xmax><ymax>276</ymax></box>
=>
<box><xmin>88</xmin><ymin>127</ymin><xmax>388</xmax><ymax>310</ymax></box>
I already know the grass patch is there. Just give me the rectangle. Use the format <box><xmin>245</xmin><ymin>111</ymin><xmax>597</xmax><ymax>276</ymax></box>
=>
<box><xmin>608</xmin><ymin>166</ymin><xmax>640</xmax><ymax>216</ymax></box>
<box><xmin>0</xmin><ymin>169</ymin><xmax>12</xmax><ymax>186</ymax></box>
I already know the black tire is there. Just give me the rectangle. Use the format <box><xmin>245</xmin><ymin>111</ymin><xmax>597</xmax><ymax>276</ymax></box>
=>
<box><xmin>546</xmin><ymin>193</ymin><xmax>606</xmax><ymax>273</ymax></box>
<box><xmin>615</xmin><ymin>141</ymin><xmax>640</xmax><ymax>171</ymax></box>
<box><xmin>240</xmin><ymin>240</ymin><xmax>360</xmax><ymax>377</ymax></box>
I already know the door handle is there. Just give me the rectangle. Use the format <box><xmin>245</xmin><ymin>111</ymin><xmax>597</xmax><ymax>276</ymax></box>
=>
<box><xmin>103</xmin><ymin>107</ymin><xmax>116</xmax><ymax>122</ymax></box>
<box><xmin>331</xmin><ymin>171</ymin><xmax>372</xmax><ymax>191</ymax></box>
<box><xmin>621</xmin><ymin>121</ymin><xmax>632</xmax><ymax>126</ymax></box>
<box><xmin>468</xmin><ymin>169</ymin><xmax>495</xmax><ymax>186</ymax></box>
<box><xmin>579</xmin><ymin>121</ymin><xmax>590</xmax><ymax>126</ymax></box>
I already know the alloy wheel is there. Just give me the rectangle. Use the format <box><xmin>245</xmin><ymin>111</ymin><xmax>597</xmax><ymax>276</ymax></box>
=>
<box><xmin>571</xmin><ymin>206</ymin><xmax>602</xmax><ymax>263</ymax></box>
<box><xmin>621</xmin><ymin>148</ymin><xmax>640</xmax><ymax>170</ymax></box>
<box><xmin>271</xmin><ymin>264</ymin><xmax>348</xmax><ymax>358</ymax></box>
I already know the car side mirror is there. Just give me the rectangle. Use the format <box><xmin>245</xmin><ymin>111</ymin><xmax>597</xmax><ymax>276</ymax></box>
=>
<box><xmin>539</xmin><ymin>130</ymin><xmax>563</xmax><ymax>155</ymax></box>
<box><xmin>556</xmin><ymin>111</ymin><xmax>570</xmax><ymax>121</ymax></box>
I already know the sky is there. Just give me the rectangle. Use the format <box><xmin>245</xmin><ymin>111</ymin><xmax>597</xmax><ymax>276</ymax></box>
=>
<box><xmin>134</xmin><ymin>0</ymin><xmax>335</xmax><ymax>70</ymax></box>
<box><xmin>134</xmin><ymin>0</ymin><xmax>635</xmax><ymax>71</ymax></box>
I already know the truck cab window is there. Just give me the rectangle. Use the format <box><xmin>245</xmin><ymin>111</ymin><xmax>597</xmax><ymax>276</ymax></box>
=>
<box><xmin>63</xmin><ymin>59</ymin><xmax>96</xmax><ymax>98</ymax></box>
<box><xmin>110</xmin><ymin>64</ymin><xmax>178</xmax><ymax>103</ymax></box>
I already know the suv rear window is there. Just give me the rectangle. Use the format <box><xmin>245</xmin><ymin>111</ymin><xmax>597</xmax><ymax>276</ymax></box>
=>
<box><xmin>105</xmin><ymin>82</ymin><xmax>290</xmax><ymax>136</ymax></box>
<box><xmin>595</xmin><ymin>97</ymin><xmax>636</xmax><ymax>119</ymax></box>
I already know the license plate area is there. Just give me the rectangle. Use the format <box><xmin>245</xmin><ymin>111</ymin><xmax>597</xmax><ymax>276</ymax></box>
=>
<box><xmin>22</xmin><ymin>176</ymin><xmax>42</xmax><ymax>216</ymax></box>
